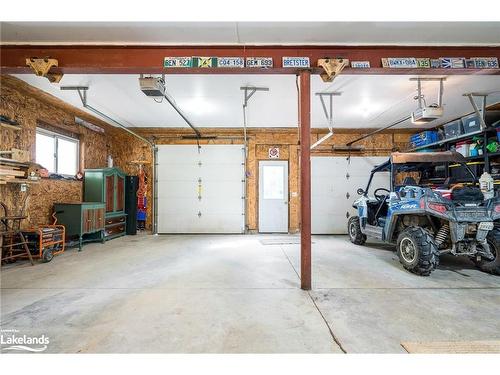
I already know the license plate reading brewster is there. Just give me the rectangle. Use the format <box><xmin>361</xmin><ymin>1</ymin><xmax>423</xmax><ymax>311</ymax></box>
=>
<box><xmin>246</xmin><ymin>57</ymin><xmax>273</xmax><ymax>68</ymax></box>
<box><xmin>217</xmin><ymin>57</ymin><xmax>245</xmax><ymax>68</ymax></box>
<box><xmin>282</xmin><ymin>57</ymin><xmax>310</xmax><ymax>68</ymax></box>
<box><xmin>164</xmin><ymin>57</ymin><xmax>193</xmax><ymax>68</ymax></box>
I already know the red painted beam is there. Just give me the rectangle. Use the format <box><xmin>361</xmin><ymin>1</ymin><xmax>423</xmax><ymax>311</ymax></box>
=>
<box><xmin>299</xmin><ymin>70</ymin><xmax>312</xmax><ymax>291</ymax></box>
<box><xmin>1</xmin><ymin>45</ymin><xmax>500</xmax><ymax>75</ymax></box>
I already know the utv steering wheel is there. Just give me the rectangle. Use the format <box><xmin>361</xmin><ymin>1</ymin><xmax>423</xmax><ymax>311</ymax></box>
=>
<box><xmin>373</xmin><ymin>188</ymin><xmax>390</xmax><ymax>202</ymax></box>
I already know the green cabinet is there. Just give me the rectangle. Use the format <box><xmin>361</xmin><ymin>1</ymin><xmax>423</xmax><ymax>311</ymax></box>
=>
<box><xmin>84</xmin><ymin>168</ymin><xmax>127</xmax><ymax>240</ymax></box>
<box><xmin>54</xmin><ymin>202</ymin><xmax>105</xmax><ymax>250</ymax></box>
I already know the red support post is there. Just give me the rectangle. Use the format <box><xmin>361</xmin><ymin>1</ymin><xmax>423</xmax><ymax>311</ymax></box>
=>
<box><xmin>299</xmin><ymin>70</ymin><xmax>312</xmax><ymax>290</ymax></box>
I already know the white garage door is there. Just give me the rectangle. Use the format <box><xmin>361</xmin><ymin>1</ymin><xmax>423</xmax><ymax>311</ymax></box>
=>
<box><xmin>157</xmin><ymin>145</ymin><xmax>245</xmax><ymax>233</ymax></box>
<box><xmin>311</xmin><ymin>156</ymin><xmax>390</xmax><ymax>234</ymax></box>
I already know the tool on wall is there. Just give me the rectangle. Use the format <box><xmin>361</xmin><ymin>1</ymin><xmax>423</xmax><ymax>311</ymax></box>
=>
<box><xmin>25</xmin><ymin>57</ymin><xmax>63</xmax><ymax>83</ymax></box>
<box><xmin>311</xmin><ymin>92</ymin><xmax>341</xmax><ymax>150</ymax></box>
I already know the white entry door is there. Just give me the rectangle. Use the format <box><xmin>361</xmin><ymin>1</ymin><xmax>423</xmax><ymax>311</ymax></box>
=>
<box><xmin>311</xmin><ymin>156</ymin><xmax>390</xmax><ymax>234</ymax></box>
<box><xmin>259</xmin><ymin>160</ymin><xmax>289</xmax><ymax>233</ymax></box>
<box><xmin>157</xmin><ymin>145</ymin><xmax>245</xmax><ymax>233</ymax></box>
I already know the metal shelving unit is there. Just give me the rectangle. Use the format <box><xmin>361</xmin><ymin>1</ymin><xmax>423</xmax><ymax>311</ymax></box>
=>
<box><xmin>408</xmin><ymin>116</ymin><xmax>500</xmax><ymax>186</ymax></box>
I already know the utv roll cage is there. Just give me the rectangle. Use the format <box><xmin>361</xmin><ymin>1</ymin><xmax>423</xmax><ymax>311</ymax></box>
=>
<box><xmin>361</xmin><ymin>151</ymin><xmax>478</xmax><ymax>195</ymax></box>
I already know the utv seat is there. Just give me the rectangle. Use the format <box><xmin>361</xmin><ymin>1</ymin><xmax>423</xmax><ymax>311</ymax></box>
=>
<box><xmin>403</xmin><ymin>176</ymin><xmax>417</xmax><ymax>185</ymax></box>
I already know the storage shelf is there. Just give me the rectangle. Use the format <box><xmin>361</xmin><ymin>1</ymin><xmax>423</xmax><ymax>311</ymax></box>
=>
<box><xmin>409</xmin><ymin>130</ymin><xmax>484</xmax><ymax>152</ymax></box>
<box><xmin>464</xmin><ymin>154</ymin><xmax>485</xmax><ymax>161</ymax></box>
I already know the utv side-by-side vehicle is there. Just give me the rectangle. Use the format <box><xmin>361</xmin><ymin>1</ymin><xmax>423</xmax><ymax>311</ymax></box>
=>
<box><xmin>348</xmin><ymin>151</ymin><xmax>500</xmax><ymax>276</ymax></box>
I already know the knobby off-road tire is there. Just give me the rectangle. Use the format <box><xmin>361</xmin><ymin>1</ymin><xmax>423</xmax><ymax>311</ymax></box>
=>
<box><xmin>396</xmin><ymin>226</ymin><xmax>439</xmax><ymax>276</ymax></box>
<box><xmin>348</xmin><ymin>216</ymin><xmax>366</xmax><ymax>245</ymax></box>
<box><xmin>474</xmin><ymin>229</ymin><xmax>500</xmax><ymax>276</ymax></box>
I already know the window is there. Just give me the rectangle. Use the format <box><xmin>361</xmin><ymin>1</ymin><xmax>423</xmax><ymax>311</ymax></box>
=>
<box><xmin>36</xmin><ymin>128</ymin><xmax>79</xmax><ymax>176</ymax></box>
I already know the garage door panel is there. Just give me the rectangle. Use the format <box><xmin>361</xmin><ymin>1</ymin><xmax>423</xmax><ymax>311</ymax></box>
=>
<box><xmin>157</xmin><ymin>165</ymin><xmax>202</xmax><ymax>180</ymax></box>
<box><xmin>157</xmin><ymin>197</ymin><xmax>200</xmax><ymax>214</ymax></box>
<box><xmin>199</xmin><ymin>199</ymin><xmax>243</xmax><ymax>213</ymax></box>
<box><xmin>199</xmin><ymin>148</ymin><xmax>244</xmax><ymax>163</ymax></box>
<box><xmin>312</xmin><ymin>156</ymin><xmax>389</xmax><ymax>234</ymax></box>
<box><xmin>157</xmin><ymin>145</ymin><xmax>244</xmax><ymax>233</ymax></box>
<box><xmin>158</xmin><ymin>166</ymin><xmax>242</xmax><ymax>181</ymax></box>
<box><xmin>157</xmin><ymin>181</ymin><xmax>199</xmax><ymax>197</ymax></box>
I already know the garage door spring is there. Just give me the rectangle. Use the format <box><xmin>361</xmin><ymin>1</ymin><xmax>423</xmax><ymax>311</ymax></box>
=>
<box><xmin>435</xmin><ymin>224</ymin><xmax>450</xmax><ymax>246</ymax></box>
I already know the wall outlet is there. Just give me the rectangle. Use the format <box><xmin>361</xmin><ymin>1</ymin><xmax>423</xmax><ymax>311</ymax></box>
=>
<box><xmin>20</xmin><ymin>183</ymin><xmax>27</xmax><ymax>192</ymax></box>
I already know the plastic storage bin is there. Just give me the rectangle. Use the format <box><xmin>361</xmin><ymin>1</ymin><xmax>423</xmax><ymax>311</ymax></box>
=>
<box><xmin>455</xmin><ymin>141</ymin><xmax>470</xmax><ymax>157</ymax></box>
<box><xmin>443</xmin><ymin>120</ymin><xmax>463</xmax><ymax>139</ymax></box>
<box><xmin>461</xmin><ymin>113</ymin><xmax>482</xmax><ymax>134</ymax></box>
<box><xmin>410</xmin><ymin>130</ymin><xmax>439</xmax><ymax>147</ymax></box>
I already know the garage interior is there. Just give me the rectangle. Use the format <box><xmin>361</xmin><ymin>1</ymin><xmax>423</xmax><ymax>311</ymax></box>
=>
<box><xmin>1</xmin><ymin>22</ymin><xmax>500</xmax><ymax>354</ymax></box>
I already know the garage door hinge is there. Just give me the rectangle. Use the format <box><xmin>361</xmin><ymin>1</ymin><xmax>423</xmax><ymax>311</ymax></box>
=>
<box><xmin>346</xmin><ymin>211</ymin><xmax>350</xmax><ymax>218</ymax></box>
<box><xmin>198</xmin><ymin>211</ymin><xmax>202</xmax><ymax>218</ymax></box>
<box><xmin>346</xmin><ymin>172</ymin><xmax>350</xmax><ymax>179</ymax></box>
<box><xmin>346</xmin><ymin>192</ymin><xmax>350</xmax><ymax>199</ymax></box>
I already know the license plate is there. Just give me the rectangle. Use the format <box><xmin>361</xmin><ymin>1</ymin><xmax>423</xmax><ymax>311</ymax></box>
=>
<box><xmin>350</xmin><ymin>61</ymin><xmax>370</xmax><ymax>68</ymax></box>
<box><xmin>217</xmin><ymin>57</ymin><xmax>244</xmax><ymax>68</ymax></box>
<box><xmin>246</xmin><ymin>57</ymin><xmax>273</xmax><ymax>68</ymax></box>
<box><xmin>471</xmin><ymin>57</ymin><xmax>499</xmax><ymax>69</ymax></box>
<box><xmin>478</xmin><ymin>222</ymin><xmax>494</xmax><ymax>231</ymax></box>
<box><xmin>193</xmin><ymin>57</ymin><xmax>216</xmax><ymax>68</ymax></box>
<box><xmin>163</xmin><ymin>57</ymin><xmax>193</xmax><ymax>68</ymax></box>
<box><xmin>386</xmin><ymin>57</ymin><xmax>418</xmax><ymax>68</ymax></box>
<box><xmin>282</xmin><ymin>57</ymin><xmax>310</xmax><ymax>68</ymax></box>
<box><xmin>440</xmin><ymin>57</ymin><xmax>465</xmax><ymax>69</ymax></box>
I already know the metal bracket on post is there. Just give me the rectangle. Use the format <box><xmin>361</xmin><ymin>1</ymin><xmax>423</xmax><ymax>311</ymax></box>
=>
<box><xmin>241</xmin><ymin>86</ymin><xmax>269</xmax><ymax>153</ymax></box>
<box><xmin>317</xmin><ymin>58</ymin><xmax>348</xmax><ymax>82</ymax></box>
<box><xmin>463</xmin><ymin>92</ymin><xmax>488</xmax><ymax>130</ymax></box>
<box><xmin>26</xmin><ymin>57</ymin><xmax>63</xmax><ymax>83</ymax></box>
<box><xmin>311</xmin><ymin>92</ymin><xmax>341</xmax><ymax>150</ymax></box>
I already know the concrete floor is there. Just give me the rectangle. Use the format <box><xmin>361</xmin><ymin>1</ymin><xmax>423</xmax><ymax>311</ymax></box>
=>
<box><xmin>1</xmin><ymin>234</ymin><xmax>499</xmax><ymax>353</ymax></box>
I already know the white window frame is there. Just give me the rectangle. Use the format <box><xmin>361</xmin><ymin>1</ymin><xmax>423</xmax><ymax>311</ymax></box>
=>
<box><xmin>36</xmin><ymin>127</ymin><xmax>80</xmax><ymax>176</ymax></box>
